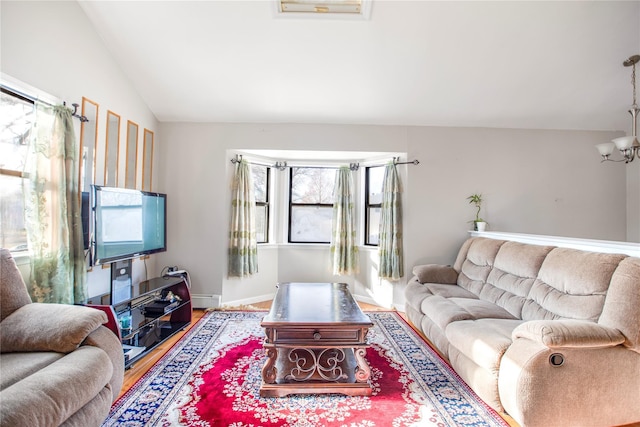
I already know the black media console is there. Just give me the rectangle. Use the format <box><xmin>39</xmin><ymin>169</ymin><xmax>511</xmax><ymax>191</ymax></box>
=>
<box><xmin>86</xmin><ymin>275</ymin><xmax>192</xmax><ymax>368</ymax></box>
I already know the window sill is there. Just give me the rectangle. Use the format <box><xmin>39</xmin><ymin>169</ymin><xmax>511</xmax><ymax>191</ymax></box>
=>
<box><xmin>259</xmin><ymin>243</ymin><xmax>378</xmax><ymax>251</ymax></box>
<box><xmin>8</xmin><ymin>251</ymin><xmax>31</xmax><ymax>266</ymax></box>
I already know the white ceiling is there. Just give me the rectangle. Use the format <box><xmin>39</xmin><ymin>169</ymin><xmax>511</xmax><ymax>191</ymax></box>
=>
<box><xmin>79</xmin><ymin>1</ymin><xmax>640</xmax><ymax>131</ymax></box>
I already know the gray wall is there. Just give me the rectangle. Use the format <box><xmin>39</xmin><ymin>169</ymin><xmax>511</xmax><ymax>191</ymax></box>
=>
<box><xmin>156</xmin><ymin>122</ymin><xmax>627</xmax><ymax>308</ymax></box>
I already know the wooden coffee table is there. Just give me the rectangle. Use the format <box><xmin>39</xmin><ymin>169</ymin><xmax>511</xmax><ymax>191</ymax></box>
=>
<box><xmin>259</xmin><ymin>282</ymin><xmax>374</xmax><ymax>397</ymax></box>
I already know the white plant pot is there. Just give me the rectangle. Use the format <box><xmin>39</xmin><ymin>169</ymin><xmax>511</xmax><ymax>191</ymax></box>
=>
<box><xmin>476</xmin><ymin>222</ymin><xmax>487</xmax><ymax>232</ymax></box>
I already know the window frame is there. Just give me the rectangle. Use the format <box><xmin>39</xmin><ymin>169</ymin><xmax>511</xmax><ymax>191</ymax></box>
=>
<box><xmin>0</xmin><ymin>87</ymin><xmax>34</xmax><ymax>253</ymax></box>
<box><xmin>288</xmin><ymin>166</ymin><xmax>337</xmax><ymax>244</ymax></box>
<box><xmin>252</xmin><ymin>164</ymin><xmax>270</xmax><ymax>244</ymax></box>
<box><xmin>364</xmin><ymin>165</ymin><xmax>384</xmax><ymax>246</ymax></box>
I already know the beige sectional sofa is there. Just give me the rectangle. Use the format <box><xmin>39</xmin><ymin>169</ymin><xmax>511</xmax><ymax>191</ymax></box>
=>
<box><xmin>405</xmin><ymin>237</ymin><xmax>640</xmax><ymax>427</ymax></box>
<box><xmin>0</xmin><ymin>248</ymin><xmax>124</xmax><ymax>426</ymax></box>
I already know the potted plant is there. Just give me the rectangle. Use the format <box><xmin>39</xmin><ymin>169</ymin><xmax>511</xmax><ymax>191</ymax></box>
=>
<box><xmin>467</xmin><ymin>193</ymin><xmax>488</xmax><ymax>231</ymax></box>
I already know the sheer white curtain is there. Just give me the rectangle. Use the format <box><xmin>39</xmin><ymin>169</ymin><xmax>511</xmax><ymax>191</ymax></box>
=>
<box><xmin>228</xmin><ymin>159</ymin><xmax>258</xmax><ymax>277</ymax></box>
<box><xmin>24</xmin><ymin>102</ymin><xmax>86</xmax><ymax>303</ymax></box>
<box><xmin>378</xmin><ymin>162</ymin><xmax>404</xmax><ymax>280</ymax></box>
<box><xmin>330</xmin><ymin>166</ymin><xmax>358</xmax><ymax>275</ymax></box>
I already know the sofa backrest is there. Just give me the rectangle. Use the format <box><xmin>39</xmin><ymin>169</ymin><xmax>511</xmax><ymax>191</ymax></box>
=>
<box><xmin>522</xmin><ymin>248</ymin><xmax>626</xmax><ymax>321</ymax></box>
<box><xmin>455</xmin><ymin>238</ymin><xmax>554</xmax><ymax>318</ymax></box>
<box><xmin>453</xmin><ymin>238</ymin><xmax>636</xmax><ymax>328</ymax></box>
<box><xmin>1</xmin><ymin>248</ymin><xmax>32</xmax><ymax>322</ymax></box>
<box><xmin>599</xmin><ymin>256</ymin><xmax>640</xmax><ymax>352</ymax></box>
<box><xmin>455</xmin><ymin>238</ymin><xmax>505</xmax><ymax>295</ymax></box>
<box><xmin>481</xmin><ymin>241</ymin><xmax>554</xmax><ymax>318</ymax></box>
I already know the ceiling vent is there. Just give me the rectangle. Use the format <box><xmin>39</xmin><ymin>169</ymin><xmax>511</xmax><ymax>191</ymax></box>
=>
<box><xmin>277</xmin><ymin>0</ymin><xmax>372</xmax><ymax>18</ymax></box>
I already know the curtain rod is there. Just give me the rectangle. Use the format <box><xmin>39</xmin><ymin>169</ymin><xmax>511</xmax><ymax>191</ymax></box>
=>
<box><xmin>230</xmin><ymin>154</ymin><xmax>357</xmax><ymax>170</ymax></box>
<box><xmin>230</xmin><ymin>154</ymin><xmax>420</xmax><ymax>171</ymax></box>
<box><xmin>1</xmin><ymin>85</ymin><xmax>88</xmax><ymax>122</ymax></box>
<box><xmin>394</xmin><ymin>158</ymin><xmax>420</xmax><ymax>166</ymax></box>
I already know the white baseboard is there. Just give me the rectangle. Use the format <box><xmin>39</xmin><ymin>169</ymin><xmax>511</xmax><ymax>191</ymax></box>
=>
<box><xmin>354</xmin><ymin>294</ymin><xmax>384</xmax><ymax>307</ymax></box>
<box><xmin>392</xmin><ymin>303</ymin><xmax>406</xmax><ymax>313</ymax></box>
<box><xmin>354</xmin><ymin>294</ymin><xmax>405</xmax><ymax>313</ymax></box>
<box><xmin>221</xmin><ymin>293</ymin><xmax>276</xmax><ymax>308</ymax></box>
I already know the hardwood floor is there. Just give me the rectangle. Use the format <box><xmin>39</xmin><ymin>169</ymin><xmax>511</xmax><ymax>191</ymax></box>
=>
<box><xmin>119</xmin><ymin>302</ymin><xmax>519</xmax><ymax>427</ymax></box>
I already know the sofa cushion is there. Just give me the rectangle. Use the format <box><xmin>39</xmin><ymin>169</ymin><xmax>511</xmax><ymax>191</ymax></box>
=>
<box><xmin>446</xmin><ymin>318</ymin><xmax>524</xmax><ymax>412</ymax></box>
<box><xmin>421</xmin><ymin>296</ymin><xmax>516</xmax><ymax>331</ymax></box>
<box><xmin>447</xmin><ymin>318</ymin><xmax>523</xmax><ymax>372</ymax></box>
<box><xmin>522</xmin><ymin>248</ymin><xmax>626</xmax><ymax>321</ymax></box>
<box><xmin>60</xmin><ymin>387</ymin><xmax>112</xmax><ymax>427</ymax></box>
<box><xmin>0</xmin><ymin>352</ymin><xmax>64</xmax><ymax>390</ymax></box>
<box><xmin>457</xmin><ymin>238</ymin><xmax>505</xmax><ymax>296</ymax></box>
<box><xmin>404</xmin><ymin>279</ymin><xmax>434</xmax><ymax>312</ymax></box>
<box><xmin>1</xmin><ymin>303</ymin><xmax>108</xmax><ymax>353</ymax></box>
<box><xmin>479</xmin><ymin>242</ymin><xmax>554</xmax><ymax>318</ymax></box>
<box><xmin>0</xmin><ymin>248</ymin><xmax>32</xmax><ymax>322</ymax></box>
<box><xmin>599</xmin><ymin>256</ymin><xmax>640</xmax><ymax>352</ymax></box>
<box><xmin>405</xmin><ymin>279</ymin><xmax>478</xmax><ymax>314</ymax></box>
<box><xmin>0</xmin><ymin>346</ymin><xmax>113</xmax><ymax>426</ymax></box>
<box><xmin>419</xmin><ymin>283</ymin><xmax>478</xmax><ymax>299</ymax></box>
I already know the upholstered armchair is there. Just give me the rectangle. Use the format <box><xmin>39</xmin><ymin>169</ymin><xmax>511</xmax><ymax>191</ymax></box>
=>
<box><xmin>0</xmin><ymin>248</ymin><xmax>124</xmax><ymax>426</ymax></box>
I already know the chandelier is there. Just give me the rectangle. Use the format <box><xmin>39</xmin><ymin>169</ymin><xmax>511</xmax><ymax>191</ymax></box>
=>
<box><xmin>596</xmin><ymin>54</ymin><xmax>640</xmax><ymax>163</ymax></box>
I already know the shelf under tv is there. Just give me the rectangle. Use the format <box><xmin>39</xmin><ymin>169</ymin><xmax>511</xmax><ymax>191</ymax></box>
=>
<box><xmin>86</xmin><ymin>275</ymin><xmax>192</xmax><ymax>369</ymax></box>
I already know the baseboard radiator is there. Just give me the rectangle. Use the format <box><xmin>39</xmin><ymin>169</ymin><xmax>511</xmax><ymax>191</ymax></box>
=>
<box><xmin>191</xmin><ymin>294</ymin><xmax>221</xmax><ymax>309</ymax></box>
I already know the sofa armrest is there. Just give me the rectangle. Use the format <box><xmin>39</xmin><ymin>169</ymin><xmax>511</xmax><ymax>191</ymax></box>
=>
<box><xmin>83</xmin><ymin>326</ymin><xmax>125</xmax><ymax>403</ymax></box>
<box><xmin>0</xmin><ymin>303</ymin><xmax>108</xmax><ymax>353</ymax></box>
<box><xmin>512</xmin><ymin>319</ymin><xmax>626</xmax><ymax>348</ymax></box>
<box><xmin>412</xmin><ymin>264</ymin><xmax>458</xmax><ymax>284</ymax></box>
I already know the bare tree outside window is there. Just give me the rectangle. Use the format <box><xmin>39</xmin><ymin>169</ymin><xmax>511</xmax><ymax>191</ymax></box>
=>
<box><xmin>251</xmin><ymin>164</ymin><xmax>269</xmax><ymax>243</ymax></box>
<box><xmin>0</xmin><ymin>88</ymin><xmax>34</xmax><ymax>251</ymax></box>
<box><xmin>289</xmin><ymin>167</ymin><xmax>336</xmax><ymax>243</ymax></box>
<box><xmin>365</xmin><ymin>166</ymin><xmax>385</xmax><ymax>245</ymax></box>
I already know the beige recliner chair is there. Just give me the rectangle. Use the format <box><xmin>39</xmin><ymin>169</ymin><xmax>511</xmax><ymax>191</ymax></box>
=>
<box><xmin>0</xmin><ymin>248</ymin><xmax>124</xmax><ymax>426</ymax></box>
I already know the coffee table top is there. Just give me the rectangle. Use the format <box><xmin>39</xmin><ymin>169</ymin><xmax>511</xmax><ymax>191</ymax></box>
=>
<box><xmin>261</xmin><ymin>282</ymin><xmax>372</xmax><ymax>326</ymax></box>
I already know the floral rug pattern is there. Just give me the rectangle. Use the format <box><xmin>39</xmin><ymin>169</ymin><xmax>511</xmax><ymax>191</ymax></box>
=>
<box><xmin>103</xmin><ymin>311</ymin><xmax>508</xmax><ymax>427</ymax></box>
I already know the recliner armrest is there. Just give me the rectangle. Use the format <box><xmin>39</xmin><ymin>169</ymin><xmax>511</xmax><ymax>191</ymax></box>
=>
<box><xmin>512</xmin><ymin>319</ymin><xmax>626</xmax><ymax>348</ymax></box>
<box><xmin>412</xmin><ymin>264</ymin><xmax>458</xmax><ymax>284</ymax></box>
<box><xmin>0</xmin><ymin>303</ymin><xmax>108</xmax><ymax>353</ymax></box>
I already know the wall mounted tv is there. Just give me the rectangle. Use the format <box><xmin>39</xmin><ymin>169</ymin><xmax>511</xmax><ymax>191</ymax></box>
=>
<box><xmin>92</xmin><ymin>185</ymin><xmax>167</xmax><ymax>265</ymax></box>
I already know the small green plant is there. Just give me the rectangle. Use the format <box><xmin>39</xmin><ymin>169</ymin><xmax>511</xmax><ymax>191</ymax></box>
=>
<box><xmin>467</xmin><ymin>193</ymin><xmax>486</xmax><ymax>225</ymax></box>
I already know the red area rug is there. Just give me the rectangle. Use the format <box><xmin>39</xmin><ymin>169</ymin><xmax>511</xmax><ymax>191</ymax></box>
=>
<box><xmin>103</xmin><ymin>311</ymin><xmax>508</xmax><ymax>426</ymax></box>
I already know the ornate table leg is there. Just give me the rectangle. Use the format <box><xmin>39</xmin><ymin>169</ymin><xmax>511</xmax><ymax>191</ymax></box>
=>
<box><xmin>262</xmin><ymin>347</ymin><xmax>278</xmax><ymax>384</ymax></box>
<box><xmin>354</xmin><ymin>347</ymin><xmax>371</xmax><ymax>383</ymax></box>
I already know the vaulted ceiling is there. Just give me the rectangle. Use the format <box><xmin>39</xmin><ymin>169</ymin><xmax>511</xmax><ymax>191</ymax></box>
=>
<box><xmin>79</xmin><ymin>1</ymin><xmax>640</xmax><ymax>131</ymax></box>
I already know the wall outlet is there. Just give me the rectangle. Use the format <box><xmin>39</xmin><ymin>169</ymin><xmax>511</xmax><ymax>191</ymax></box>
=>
<box><xmin>167</xmin><ymin>266</ymin><xmax>178</xmax><ymax>272</ymax></box>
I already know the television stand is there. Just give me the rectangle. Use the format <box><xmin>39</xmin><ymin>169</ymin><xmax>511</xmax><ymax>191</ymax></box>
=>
<box><xmin>86</xmin><ymin>275</ymin><xmax>192</xmax><ymax>368</ymax></box>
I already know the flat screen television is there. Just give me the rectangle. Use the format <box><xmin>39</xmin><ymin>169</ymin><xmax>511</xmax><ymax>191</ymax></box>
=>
<box><xmin>92</xmin><ymin>185</ymin><xmax>167</xmax><ymax>265</ymax></box>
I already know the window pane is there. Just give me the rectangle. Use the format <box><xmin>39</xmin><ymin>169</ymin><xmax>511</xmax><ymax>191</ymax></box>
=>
<box><xmin>0</xmin><ymin>175</ymin><xmax>27</xmax><ymax>251</ymax></box>
<box><xmin>291</xmin><ymin>167</ymin><xmax>336</xmax><ymax>204</ymax></box>
<box><xmin>256</xmin><ymin>204</ymin><xmax>267</xmax><ymax>243</ymax></box>
<box><xmin>0</xmin><ymin>90</ymin><xmax>33</xmax><ymax>171</ymax></box>
<box><xmin>252</xmin><ymin>164</ymin><xmax>268</xmax><ymax>203</ymax></box>
<box><xmin>367</xmin><ymin>206</ymin><xmax>380</xmax><ymax>245</ymax></box>
<box><xmin>367</xmin><ymin>166</ymin><xmax>385</xmax><ymax>204</ymax></box>
<box><xmin>290</xmin><ymin>206</ymin><xmax>333</xmax><ymax>242</ymax></box>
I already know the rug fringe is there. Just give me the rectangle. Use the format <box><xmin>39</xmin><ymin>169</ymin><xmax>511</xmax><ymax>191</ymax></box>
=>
<box><xmin>206</xmin><ymin>304</ymin><xmax>266</xmax><ymax>312</ymax></box>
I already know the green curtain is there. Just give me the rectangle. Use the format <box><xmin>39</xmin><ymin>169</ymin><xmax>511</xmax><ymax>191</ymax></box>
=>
<box><xmin>330</xmin><ymin>166</ymin><xmax>358</xmax><ymax>275</ymax></box>
<box><xmin>378</xmin><ymin>162</ymin><xmax>404</xmax><ymax>280</ymax></box>
<box><xmin>228</xmin><ymin>159</ymin><xmax>258</xmax><ymax>277</ymax></box>
<box><xmin>24</xmin><ymin>102</ymin><xmax>87</xmax><ymax>304</ymax></box>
